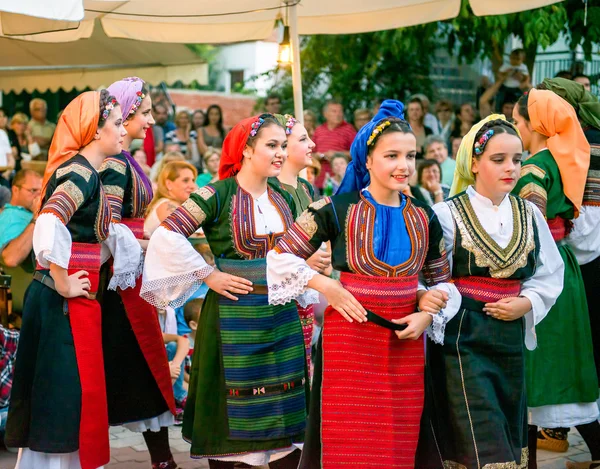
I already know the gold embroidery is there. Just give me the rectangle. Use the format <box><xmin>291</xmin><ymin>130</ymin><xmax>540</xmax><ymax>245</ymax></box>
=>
<box><xmin>296</xmin><ymin>210</ymin><xmax>318</xmax><ymax>237</ymax></box>
<box><xmin>56</xmin><ymin>180</ymin><xmax>84</xmax><ymax>207</ymax></box>
<box><xmin>590</xmin><ymin>146</ymin><xmax>600</xmax><ymax>157</ymax></box>
<box><xmin>519</xmin><ymin>182</ymin><xmax>547</xmax><ymax>215</ymax></box>
<box><xmin>448</xmin><ymin>194</ymin><xmax>536</xmax><ymax>278</ymax></box>
<box><xmin>99</xmin><ymin>159</ymin><xmax>126</xmax><ymax>174</ymax></box>
<box><xmin>309</xmin><ymin>197</ymin><xmax>330</xmax><ymax>211</ymax></box>
<box><xmin>444</xmin><ymin>448</ymin><xmax>528</xmax><ymax>469</ymax></box>
<box><xmin>182</xmin><ymin>198</ymin><xmax>207</xmax><ymax>225</ymax></box>
<box><xmin>520</xmin><ymin>164</ymin><xmax>546</xmax><ymax>180</ymax></box>
<box><xmin>104</xmin><ymin>185</ymin><xmax>124</xmax><ymax>197</ymax></box>
<box><xmin>195</xmin><ymin>186</ymin><xmax>215</xmax><ymax>201</ymax></box>
<box><xmin>439</xmin><ymin>237</ymin><xmax>446</xmax><ymax>256</ymax></box>
<box><xmin>56</xmin><ymin>163</ymin><xmax>92</xmax><ymax>182</ymax></box>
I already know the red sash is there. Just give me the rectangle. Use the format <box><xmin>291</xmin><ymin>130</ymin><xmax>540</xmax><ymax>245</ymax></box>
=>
<box><xmin>119</xmin><ymin>218</ymin><xmax>176</xmax><ymax>415</ymax></box>
<box><xmin>66</xmin><ymin>243</ymin><xmax>109</xmax><ymax>469</ymax></box>
<box><xmin>295</xmin><ymin>302</ymin><xmax>314</xmax><ymax>376</ymax></box>
<box><xmin>454</xmin><ymin>276</ymin><xmax>521</xmax><ymax>303</ymax></box>
<box><xmin>321</xmin><ymin>272</ymin><xmax>422</xmax><ymax>469</ymax></box>
<box><xmin>547</xmin><ymin>217</ymin><xmax>570</xmax><ymax>242</ymax></box>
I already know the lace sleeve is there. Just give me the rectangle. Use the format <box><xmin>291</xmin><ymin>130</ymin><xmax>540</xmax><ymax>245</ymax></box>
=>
<box><xmin>104</xmin><ymin>223</ymin><xmax>144</xmax><ymax>291</ymax></box>
<box><xmin>267</xmin><ymin>251</ymin><xmax>319</xmax><ymax>306</ymax></box>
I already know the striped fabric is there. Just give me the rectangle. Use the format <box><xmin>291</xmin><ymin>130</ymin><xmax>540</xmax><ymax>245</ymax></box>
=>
<box><xmin>216</xmin><ymin>258</ymin><xmax>307</xmax><ymax>440</ymax></box>
<box><xmin>122</xmin><ymin>217</ymin><xmax>145</xmax><ymax>239</ymax></box>
<box><xmin>454</xmin><ymin>276</ymin><xmax>521</xmax><ymax>313</ymax></box>
<box><xmin>547</xmin><ymin>217</ymin><xmax>570</xmax><ymax>241</ymax></box>
<box><xmin>321</xmin><ymin>272</ymin><xmax>422</xmax><ymax>468</ymax></box>
<box><xmin>68</xmin><ymin>242</ymin><xmax>102</xmax><ymax>272</ymax></box>
<box><xmin>583</xmin><ymin>169</ymin><xmax>600</xmax><ymax>207</ymax></box>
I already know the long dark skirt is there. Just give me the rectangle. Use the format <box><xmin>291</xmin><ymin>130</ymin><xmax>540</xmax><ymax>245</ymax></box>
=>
<box><xmin>101</xmin><ymin>287</ymin><xmax>168</xmax><ymax>425</ymax></box>
<box><xmin>580</xmin><ymin>255</ymin><xmax>600</xmax><ymax>385</ymax></box>
<box><xmin>5</xmin><ymin>280</ymin><xmax>82</xmax><ymax>452</ymax></box>
<box><xmin>415</xmin><ymin>308</ymin><xmax>528</xmax><ymax>469</ymax></box>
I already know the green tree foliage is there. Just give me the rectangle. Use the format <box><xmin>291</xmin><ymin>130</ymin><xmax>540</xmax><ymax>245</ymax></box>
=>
<box><xmin>564</xmin><ymin>0</ymin><xmax>600</xmax><ymax>60</ymax></box>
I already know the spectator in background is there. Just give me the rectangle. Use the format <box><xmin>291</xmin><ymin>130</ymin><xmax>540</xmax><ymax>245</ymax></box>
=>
<box><xmin>0</xmin><ymin>108</ymin><xmax>18</xmax><ymax>169</ymax></box>
<box><xmin>303</xmin><ymin>110</ymin><xmax>317</xmax><ymax>138</ymax></box>
<box><xmin>165</xmin><ymin>110</ymin><xmax>200</xmax><ymax>166</ymax></box>
<box><xmin>153</xmin><ymin>103</ymin><xmax>176</xmax><ymax>139</ymax></box>
<box><xmin>0</xmin><ymin>324</ymin><xmax>19</xmax><ymax>437</ymax></box>
<box><xmin>424</xmin><ymin>135</ymin><xmax>456</xmax><ymax>187</ymax></box>
<box><xmin>373</xmin><ymin>99</ymin><xmax>382</xmax><ymax>115</ymax></box>
<box><xmin>574</xmin><ymin>74</ymin><xmax>592</xmax><ymax>92</ymax></box>
<box><xmin>353</xmin><ymin>108</ymin><xmax>372</xmax><ymax>131</ymax></box>
<box><xmin>555</xmin><ymin>70</ymin><xmax>573</xmax><ymax>79</ymax></box>
<box><xmin>313</xmin><ymin>100</ymin><xmax>356</xmax><ymax>188</ymax></box>
<box><xmin>0</xmin><ymin>186</ymin><xmax>10</xmax><ymax>208</ymax></box>
<box><xmin>450</xmin><ymin>103</ymin><xmax>476</xmax><ymax>139</ymax></box>
<box><xmin>265</xmin><ymin>93</ymin><xmax>282</xmax><ymax>114</ymax></box>
<box><xmin>435</xmin><ymin>99</ymin><xmax>455</xmax><ymax>142</ymax></box>
<box><xmin>191</xmin><ymin>109</ymin><xmax>206</xmax><ymax>131</ymax></box>
<box><xmin>145</xmin><ymin>160</ymin><xmax>197</xmax><ymax>236</ymax></box>
<box><xmin>195</xmin><ymin>148</ymin><xmax>220</xmax><ymax>187</ymax></box>
<box><xmin>406</xmin><ymin>97</ymin><xmax>434</xmax><ymax>157</ymax></box>
<box><xmin>412</xmin><ymin>93</ymin><xmax>441</xmax><ymax>135</ymax></box>
<box><xmin>27</xmin><ymin>98</ymin><xmax>55</xmax><ymax>161</ymax></box>
<box><xmin>10</xmin><ymin>113</ymin><xmax>40</xmax><ymax>162</ymax></box>
<box><xmin>450</xmin><ymin>135</ymin><xmax>462</xmax><ymax>159</ymax></box>
<box><xmin>330</xmin><ymin>153</ymin><xmax>348</xmax><ymax>194</ymax></box>
<box><xmin>197</xmin><ymin>104</ymin><xmax>226</xmax><ymax>154</ymax></box>
<box><xmin>415</xmin><ymin>159</ymin><xmax>450</xmax><ymax>206</ymax></box>
<box><xmin>149</xmin><ymin>150</ymin><xmax>185</xmax><ymax>193</ymax></box>
<box><xmin>306</xmin><ymin>156</ymin><xmax>321</xmax><ymax>196</ymax></box>
<box><xmin>496</xmin><ymin>49</ymin><xmax>528</xmax><ymax>112</ymax></box>
<box><xmin>0</xmin><ymin>170</ymin><xmax>42</xmax><ymax>316</ymax></box>
<box><xmin>132</xmin><ymin>147</ymin><xmax>152</xmax><ymax>177</ymax></box>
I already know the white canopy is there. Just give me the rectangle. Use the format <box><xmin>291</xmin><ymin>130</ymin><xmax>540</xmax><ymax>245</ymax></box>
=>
<box><xmin>0</xmin><ymin>23</ymin><xmax>208</xmax><ymax>93</ymax></box>
<box><xmin>0</xmin><ymin>0</ymin><xmax>563</xmax><ymax>44</ymax></box>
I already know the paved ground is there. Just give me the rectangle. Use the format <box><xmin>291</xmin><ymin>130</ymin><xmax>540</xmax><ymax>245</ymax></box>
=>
<box><xmin>0</xmin><ymin>426</ymin><xmax>593</xmax><ymax>468</ymax></box>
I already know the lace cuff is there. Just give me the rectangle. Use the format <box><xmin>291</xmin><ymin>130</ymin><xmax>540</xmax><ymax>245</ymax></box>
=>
<box><xmin>105</xmin><ymin>223</ymin><xmax>144</xmax><ymax>291</ymax></box>
<box><xmin>33</xmin><ymin>213</ymin><xmax>71</xmax><ymax>269</ymax></box>
<box><xmin>426</xmin><ymin>311</ymin><xmax>448</xmax><ymax>345</ymax></box>
<box><xmin>267</xmin><ymin>250</ymin><xmax>318</xmax><ymax>306</ymax></box>
<box><xmin>141</xmin><ymin>226</ymin><xmax>214</xmax><ymax>308</ymax></box>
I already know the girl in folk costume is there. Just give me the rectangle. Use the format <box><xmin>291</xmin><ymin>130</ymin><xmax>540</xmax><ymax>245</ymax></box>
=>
<box><xmin>141</xmin><ymin>114</ymin><xmax>308</xmax><ymax>468</ymax></box>
<box><xmin>512</xmin><ymin>89</ymin><xmax>600</xmax><ymax>466</ymax></box>
<box><xmin>540</xmin><ymin>78</ymin><xmax>600</xmax><ymax>469</ymax></box>
<box><xmin>100</xmin><ymin>77</ymin><xmax>177</xmax><ymax>469</ymax></box>
<box><xmin>269</xmin><ymin>113</ymin><xmax>331</xmax><ymax>372</ymax></box>
<box><xmin>415</xmin><ymin>115</ymin><xmax>564</xmax><ymax>469</ymax></box>
<box><xmin>267</xmin><ymin>100</ymin><xmax>461</xmax><ymax>469</ymax></box>
<box><xmin>5</xmin><ymin>91</ymin><xmax>139</xmax><ymax>469</ymax></box>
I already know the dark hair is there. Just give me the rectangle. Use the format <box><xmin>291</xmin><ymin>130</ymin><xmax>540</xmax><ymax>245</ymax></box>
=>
<box><xmin>516</xmin><ymin>93</ymin><xmax>530</xmax><ymax>122</ymax></box>
<box><xmin>98</xmin><ymin>89</ymin><xmax>119</xmax><ymax>128</ymax></box>
<box><xmin>183</xmin><ymin>298</ymin><xmax>203</xmax><ymax>325</ymax></box>
<box><xmin>0</xmin><ymin>107</ymin><xmax>5</xmax><ymax>116</ymax></box>
<box><xmin>12</xmin><ymin>169</ymin><xmax>41</xmax><ymax>187</ymax></box>
<box><xmin>573</xmin><ymin>74</ymin><xmax>590</xmax><ymax>82</ymax></box>
<box><xmin>191</xmin><ymin>109</ymin><xmax>206</xmax><ymax>130</ymax></box>
<box><xmin>246</xmin><ymin>113</ymin><xmax>285</xmax><ymax>149</ymax></box>
<box><xmin>435</xmin><ymin>99</ymin><xmax>454</xmax><ymax>113</ymax></box>
<box><xmin>510</xmin><ymin>48</ymin><xmax>525</xmax><ymax>58</ymax></box>
<box><xmin>417</xmin><ymin>159</ymin><xmax>442</xmax><ymax>185</ymax></box>
<box><xmin>367</xmin><ymin>117</ymin><xmax>413</xmax><ymax>154</ymax></box>
<box><xmin>266</xmin><ymin>94</ymin><xmax>281</xmax><ymax>104</ymax></box>
<box><xmin>472</xmin><ymin>118</ymin><xmax>522</xmax><ymax>158</ymax></box>
<box><xmin>125</xmin><ymin>84</ymin><xmax>149</xmax><ymax>121</ymax></box>
<box><xmin>204</xmin><ymin>104</ymin><xmax>225</xmax><ymax>139</ymax></box>
<box><xmin>555</xmin><ymin>70</ymin><xmax>573</xmax><ymax>79</ymax></box>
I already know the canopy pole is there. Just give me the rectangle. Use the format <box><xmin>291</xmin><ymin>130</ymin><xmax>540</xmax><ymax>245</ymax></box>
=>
<box><xmin>288</xmin><ymin>2</ymin><xmax>303</xmax><ymax>121</ymax></box>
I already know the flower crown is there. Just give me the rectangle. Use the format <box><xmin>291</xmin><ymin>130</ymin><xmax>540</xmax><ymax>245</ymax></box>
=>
<box><xmin>250</xmin><ymin>117</ymin><xmax>265</xmax><ymax>137</ymax></box>
<box><xmin>367</xmin><ymin>120</ymin><xmax>392</xmax><ymax>147</ymax></box>
<box><xmin>474</xmin><ymin>129</ymin><xmax>494</xmax><ymax>155</ymax></box>
<box><xmin>128</xmin><ymin>90</ymin><xmax>145</xmax><ymax>118</ymax></box>
<box><xmin>284</xmin><ymin>114</ymin><xmax>297</xmax><ymax>135</ymax></box>
<box><xmin>102</xmin><ymin>98</ymin><xmax>118</xmax><ymax>121</ymax></box>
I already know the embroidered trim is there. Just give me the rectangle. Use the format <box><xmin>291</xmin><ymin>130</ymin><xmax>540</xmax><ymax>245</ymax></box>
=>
<box><xmin>583</xmin><ymin>169</ymin><xmax>600</xmax><ymax>206</ymax></box>
<box><xmin>520</xmin><ymin>164</ymin><xmax>546</xmax><ymax>180</ymax></box>
<box><xmin>40</xmin><ymin>180</ymin><xmax>85</xmax><ymax>224</ymax></box>
<box><xmin>129</xmin><ymin>160</ymin><xmax>153</xmax><ymax>218</ymax></box>
<box><xmin>56</xmin><ymin>163</ymin><xmax>93</xmax><ymax>182</ymax></box>
<box><xmin>448</xmin><ymin>193</ymin><xmax>536</xmax><ymax>278</ymax></box>
<box><xmin>422</xmin><ymin>253</ymin><xmax>452</xmax><ymax>286</ymax></box>
<box><xmin>95</xmin><ymin>185</ymin><xmax>111</xmax><ymax>242</ymax></box>
<box><xmin>194</xmin><ymin>185</ymin><xmax>216</xmax><ymax>201</ymax></box>
<box><xmin>268</xmin><ymin>264</ymin><xmax>319</xmax><ymax>307</ymax></box>
<box><xmin>296</xmin><ymin>210</ymin><xmax>318</xmax><ymax>237</ymax></box>
<box><xmin>443</xmin><ymin>447</ymin><xmax>528</xmax><ymax>468</ymax></box>
<box><xmin>345</xmin><ymin>194</ymin><xmax>429</xmax><ymax>277</ymax></box>
<box><xmin>519</xmin><ymin>182</ymin><xmax>547</xmax><ymax>216</ymax></box>
<box><xmin>309</xmin><ymin>197</ymin><xmax>331</xmax><ymax>211</ymax></box>
<box><xmin>100</xmin><ymin>159</ymin><xmax>127</xmax><ymax>175</ymax></box>
<box><xmin>427</xmin><ymin>310</ymin><xmax>448</xmax><ymax>345</ymax></box>
<box><xmin>104</xmin><ymin>185</ymin><xmax>125</xmax><ymax>197</ymax></box>
<box><xmin>161</xmin><ymin>200</ymin><xmax>206</xmax><ymax>238</ymax></box>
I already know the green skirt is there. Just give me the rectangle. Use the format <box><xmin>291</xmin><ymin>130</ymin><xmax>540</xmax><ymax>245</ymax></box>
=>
<box><xmin>526</xmin><ymin>243</ymin><xmax>598</xmax><ymax>406</ymax></box>
<box><xmin>182</xmin><ymin>287</ymin><xmax>307</xmax><ymax>458</ymax></box>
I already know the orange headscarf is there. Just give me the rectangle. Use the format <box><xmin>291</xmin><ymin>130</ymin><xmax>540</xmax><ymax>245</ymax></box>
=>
<box><xmin>40</xmin><ymin>91</ymin><xmax>101</xmax><ymax>203</ymax></box>
<box><xmin>528</xmin><ymin>88</ymin><xmax>590</xmax><ymax>217</ymax></box>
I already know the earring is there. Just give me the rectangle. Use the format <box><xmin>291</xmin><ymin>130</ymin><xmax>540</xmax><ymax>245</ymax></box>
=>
<box><xmin>123</xmin><ymin>121</ymin><xmax>129</xmax><ymax>126</ymax></box>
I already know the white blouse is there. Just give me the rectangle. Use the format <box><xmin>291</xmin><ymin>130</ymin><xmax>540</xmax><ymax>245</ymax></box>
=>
<box><xmin>433</xmin><ymin>186</ymin><xmax>565</xmax><ymax>350</ymax></box>
<box><xmin>567</xmin><ymin>204</ymin><xmax>600</xmax><ymax>265</ymax></box>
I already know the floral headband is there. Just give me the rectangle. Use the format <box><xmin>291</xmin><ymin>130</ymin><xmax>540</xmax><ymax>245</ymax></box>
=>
<box><xmin>102</xmin><ymin>98</ymin><xmax>118</xmax><ymax>121</ymax></box>
<box><xmin>250</xmin><ymin>117</ymin><xmax>266</xmax><ymax>137</ymax></box>
<box><xmin>283</xmin><ymin>114</ymin><xmax>297</xmax><ymax>135</ymax></box>
<box><xmin>474</xmin><ymin>129</ymin><xmax>494</xmax><ymax>155</ymax></box>
<box><xmin>367</xmin><ymin>120</ymin><xmax>393</xmax><ymax>147</ymax></box>
<box><xmin>128</xmin><ymin>90</ymin><xmax>145</xmax><ymax>118</ymax></box>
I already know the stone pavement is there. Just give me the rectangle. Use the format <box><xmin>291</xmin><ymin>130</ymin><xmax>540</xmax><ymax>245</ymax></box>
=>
<box><xmin>0</xmin><ymin>426</ymin><xmax>593</xmax><ymax>469</ymax></box>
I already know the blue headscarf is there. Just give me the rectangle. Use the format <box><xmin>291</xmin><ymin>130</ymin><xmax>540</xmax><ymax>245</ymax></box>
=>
<box><xmin>336</xmin><ymin>99</ymin><xmax>406</xmax><ymax>194</ymax></box>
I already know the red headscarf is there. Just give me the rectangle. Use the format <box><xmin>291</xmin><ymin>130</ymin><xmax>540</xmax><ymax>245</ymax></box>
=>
<box><xmin>528</xmin><ymin>88</ymin><xmax>590</xmax><ymax>217</ymax></box>
<box><xmin>41</xmin><ymin>91</ymin><xmax>101</xmax><ymax>203</ymax></box>
<box><xmin>219</xmin><ymin>115</ymin><xmax>262</xmax><ymax>180</ymax></box>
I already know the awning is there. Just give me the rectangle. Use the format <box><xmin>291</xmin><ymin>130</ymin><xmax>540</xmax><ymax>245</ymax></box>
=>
<box><xmin>0</xmin><ymin>0</ymin><xmax>564</xmax><ymax>44</ymax></box>
<box><xmin>0</xmin><ymin>24</ymin><xmax>207</xmax><ymax>93</ymax></box>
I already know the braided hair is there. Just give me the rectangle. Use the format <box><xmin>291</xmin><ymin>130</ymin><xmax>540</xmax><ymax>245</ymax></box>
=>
<box><xmin>367</xmin><ymin>117</ymin><xmax>413</xmax><ymax>155</ymax></box>
<box><xmin>472</xmin><ymin>118</ymin><xmax>521</xmax><ymax>158</ymax></box>
<box><xmin>98</xmin><ymin>89</ymin><xmax>119</xmax><ymax>128</ymax></box>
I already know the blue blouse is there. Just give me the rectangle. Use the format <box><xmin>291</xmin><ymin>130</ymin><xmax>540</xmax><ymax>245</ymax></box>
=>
<box><xmin>363</xmin><ymin>190</ymin><xmax>411</xmax><ymax>267</ymax></box>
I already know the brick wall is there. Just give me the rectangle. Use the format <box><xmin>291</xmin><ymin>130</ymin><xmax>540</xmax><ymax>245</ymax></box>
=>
<box><xmin>168</xmin><ymin>90</ymin><xmax>259</xmax><ymax>127</ymax></box>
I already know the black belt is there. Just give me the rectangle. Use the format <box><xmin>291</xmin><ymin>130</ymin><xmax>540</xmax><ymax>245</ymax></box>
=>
<box><xmin>366</xmin><ymin>309</ymin><xmax>407</xmax><ymax>331</ymax></box>
<box><xmin>34</xmin><ymin>271</ymin><xmax>97</xmax><ymax>300</ymax></box>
